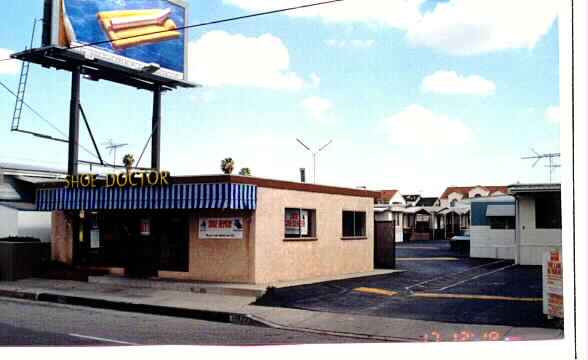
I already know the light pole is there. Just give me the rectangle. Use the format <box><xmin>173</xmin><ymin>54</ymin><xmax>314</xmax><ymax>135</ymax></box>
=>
<box><xmin>296</xmin><ymin>138</ymin><xmax>332</xmax><ymax>184</ymax></box>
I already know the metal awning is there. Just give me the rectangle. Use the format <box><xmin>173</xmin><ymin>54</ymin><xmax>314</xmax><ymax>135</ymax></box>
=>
<box><xmin>486</xmin><ymin>204</ymin><xmax>515</xmax><ymax>217</ymax></box>
<box><xmin>36</xmin><ymin>183</ymin><xmax>257</xmax><ymax>211</ymax></box>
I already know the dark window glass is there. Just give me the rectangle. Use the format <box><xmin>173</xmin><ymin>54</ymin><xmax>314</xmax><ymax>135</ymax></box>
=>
<box><xmin>535</xmin><ymin>193</ymin><xmax>562</xmax><ymax>229</ymax></box>
<box><xmin>490</xmin><ymin>216</ymin><xmax>515</xmax><ymax>229</ymax></box>
<box><xmin>342</xmin><ymin>211</ymin><xmax>366</xmax><ymax>237</ymax></box>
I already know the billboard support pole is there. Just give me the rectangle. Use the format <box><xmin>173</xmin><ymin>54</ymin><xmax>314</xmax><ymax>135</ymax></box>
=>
<box><xmin>68</xmin><ymin>65</ymin><xmax>81</xmax><ymax>175</ymax></box>
<box><xmin>151</xmin><ymin>85</ymin><xmax>162</xmax><ymax>171</ymax></box>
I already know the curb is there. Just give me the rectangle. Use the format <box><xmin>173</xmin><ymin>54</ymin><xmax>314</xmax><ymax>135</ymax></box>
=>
<box><xmin>246</xmin><ymin>314</ymin><xmax>415</xmax><ymax>343</ymax></box>
<box><xmin>1</xmin><ymin>288</ymin><xmax>412</xmax><ymax>341</ymax></box>
<box><xmin>0</xmin><ymin>288</ymin><xmax>267</xmax><ymax>327</ymax></box>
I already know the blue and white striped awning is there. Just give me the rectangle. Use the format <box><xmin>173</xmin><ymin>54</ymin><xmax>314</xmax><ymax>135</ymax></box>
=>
<box><xmin>36</xmin><ymin>183</ymin><xmax>256</xmax><ymax>211</ymax></box>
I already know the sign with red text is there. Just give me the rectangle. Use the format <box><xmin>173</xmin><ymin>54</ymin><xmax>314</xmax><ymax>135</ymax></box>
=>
<box><xmin>285</xmin><ymin>209</ymin><xmax>308</xmax><ymax>236</ymax></box>
<box><xmin>199</xmin><ymin>217</ymin><xmax>244</xmax><ymax>239</ymax></box>
<box><xmin>543</xmin><ymin>250</ymin><xmax>563</xmax><ymax>318</ymax></box>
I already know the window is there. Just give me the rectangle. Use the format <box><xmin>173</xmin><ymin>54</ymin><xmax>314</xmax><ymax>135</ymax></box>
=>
<box><xmin>490</xmin><ymin>216</ymin><xmax>515</xmax><ymax>229</ymax></box>
<box><xmin>342</xmin><ymin>211</ymin><xmax>366</xmax><ymax>237</ymax></box>
<box><xmin>284</xmin><ymin>208</ymin><xmax>316</xmax><ymax>239</ymax></box>
<box><xmin>535</xmin><ymin>193</ymin><xmax>562</xmax><ymax>229</ymax></box>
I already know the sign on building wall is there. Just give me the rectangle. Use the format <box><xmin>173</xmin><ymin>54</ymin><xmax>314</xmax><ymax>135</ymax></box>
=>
<box><xmin>543</xmin><ymin>250</ymin><xmax>563</xmax><ymax>319</ymax></box>
<box><xmin>199</xmin><ymin>217</ymin><xmax>244</xmax><ymax>239</ymax></box>
<box><xmin>285</xmin><ymin>209</ymin><xmax>308</xmax><ymax>236</ymax></box>
<box><xmin>43</xmin><ymin>0</ymin><xmax>189</xmax><ymax>82</ymax></box>
<box><xmin>90</xmin><ymin>228</ymin><xmax>100</xmax><ymax>249</ymax></box>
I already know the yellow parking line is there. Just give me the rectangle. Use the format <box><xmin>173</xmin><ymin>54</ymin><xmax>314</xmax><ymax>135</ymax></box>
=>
<box><xmin>396</xmin><ymin>247</ymin><xmax>441</xmax><ymax>250</ymax></box>
<box><xmin>397</xmin><ymin>257</ymin><xmax>460</xmax><ymax>261</ymax></box>
<box><xmin>412</xmin><ymin>293</ymin><xmax>542</xmax><ymax>302</ymax></box>
<box><xmin>353</xmin><ymin>287</ymin><xmax>398</xmax><ymax>296</ymax></box>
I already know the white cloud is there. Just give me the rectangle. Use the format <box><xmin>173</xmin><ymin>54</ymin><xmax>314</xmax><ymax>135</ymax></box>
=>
<box><xmin>224</xmin><ymin>0</ymin><xmax>558</xmax><ymax>55</ymax></box>
<box><xmin>188</xmin><ymin>31</ymin><xmax>311</xmax><ymax>90</ymax></box>
<box><xmin>421</xmin><ymin>71</ymin><xmax>496</xmax><ymax>96</ymax></box>
<box><xmin>0</xmin><ymin>49</ymin><xmax>20</xmax><ymax>74</ymax></box>
<box><xmin>310</xmin><ymin>73</ymin><xmax>321</xmax><ymax>87</ymax></box>
<box><xmin>383</xmin><ymin>104</ymin><xmax>474</xmax><ymax>145</ymax></box>
<box><xmin>202</xmin><ymin>91</ymin><xmax>217</xmax><ymax>103</ymax></box>
<box><xmin>301</xmin><ymin>96</ymin><xmax>336</xmax><ymax>124</ymax></box>
<box><xmin>546</xmin><ymin>105</ymin><xmax>561</xmax><ymax>124</ymax></box>
<box><xmin>350</xmin><ymin>40</ymin><xmax>375</xmax><ymax>48</ymax></box>
<box><xmin>222</xmin><ymin>0</ymin><xmax>424</xmax><ymax>28</ymax></box>
<box><xmin>325</xmin><ymin>40</ymin><xmax>375</xmax><ymax>48</ymax></box>
<box><xmin>406</xmin><ymin>0</ymin><xmax>559</xmax><ymax>55</ymax></box>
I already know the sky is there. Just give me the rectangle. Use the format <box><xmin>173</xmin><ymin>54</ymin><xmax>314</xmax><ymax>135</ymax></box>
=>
<box><xmin>0</xmin><ymin>0</ymin><xmax>564</xmax><ymax>197</ymax></box>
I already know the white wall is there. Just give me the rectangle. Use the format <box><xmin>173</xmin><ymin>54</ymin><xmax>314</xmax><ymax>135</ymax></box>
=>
<box><xmin>0</xmin><ymin>206</ymin><xmax>19</xmax><ymax>238</ymax></box>
<box><xmin>468</xmin><ymin>187</ymin><xmax>490</xmax><ymax>198</ymax></box>
<box><xmin>470</xmin><ymin>225</ymin><xmax>515</xmax><ymax>260</ymax></box>
<box><xmin>516</xmin><ymin>195</ymin><xmax>562</xmax><ymax>265</ymax></box>
<box><xmin>18</xmin><ymin>211</ymin><xmax>52</xmax><ymax>242</ymax></box>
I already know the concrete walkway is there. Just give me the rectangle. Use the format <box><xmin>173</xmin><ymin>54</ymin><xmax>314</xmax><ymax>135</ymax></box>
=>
<box><xmin>0</xmin><ymin>275</ymin><xmax>563</xmax><ymax>343</ymax></box>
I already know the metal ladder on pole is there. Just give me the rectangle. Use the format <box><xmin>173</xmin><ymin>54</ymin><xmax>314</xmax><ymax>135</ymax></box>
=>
<box><xmin>11</xmin><ymin>19</ymin><xmax>38</xmax><ymax>131</ymax></box>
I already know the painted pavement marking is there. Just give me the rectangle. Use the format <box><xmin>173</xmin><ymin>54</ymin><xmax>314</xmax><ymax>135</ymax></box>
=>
<box><xmin>396</xmin><ymin>246</ymin><xmax>441</xmax><ymax>250</ymax></box>
<box><xmin>68</xmin><ymin>333</ymin><xmax>138</xmax><ymax>345</ymax></box>
<box><xmin>411</xmin><ymin>293</ymin><xmax>542</xmax><ymax>302</ymax></box>
<box><xmin>353</xmin><ymin>287</ymin><xmax>398</xmax><ymax>296</ymax></box>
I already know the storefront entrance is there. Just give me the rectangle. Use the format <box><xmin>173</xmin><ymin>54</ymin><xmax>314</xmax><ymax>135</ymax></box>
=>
<box><xmin>75</xmin><ymin>210</ymin><xmax>189</xmax><ymax>277</ymax></box>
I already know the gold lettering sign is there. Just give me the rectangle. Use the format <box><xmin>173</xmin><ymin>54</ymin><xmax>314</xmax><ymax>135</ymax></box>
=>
<box><xmin>64</xmin><ymin>171</ymin><xmax>171</xmax><ymax>189</ymax></box>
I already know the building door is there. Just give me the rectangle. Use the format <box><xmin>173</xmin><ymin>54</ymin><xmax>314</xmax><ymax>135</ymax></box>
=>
<box><xmin>374</xmin><ymin>221</ymin><xmax>396</xmax><ymax>269</ymax></box>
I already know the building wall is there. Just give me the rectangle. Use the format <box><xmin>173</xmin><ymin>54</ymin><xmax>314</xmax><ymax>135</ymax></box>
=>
<box><xmin>18</xmin><ymin>211</ymin><xmax>52</xmax><ymax>242</ymax></box>
<box><xmin>470</xmin><ymin>200</ymin><xmax>515</xmax><ymax>260</ymax></box>
<box><xmin>159</xmin><ymin>210</ymin><xmax>255</xmax><ymax>283</ymax></box>
<box><xmin>253</xmin><ymin>187</ymin><xmax>374</xmax><ymax>284</ymax></box>
<box><xmin>470</xmin><ymin>226</ymin><xmax>515</xmax><ymax>259</ymax></box>
<box><xmin>0</xmin><ymin>206</ymin><xmax>18</xmax><ymax>238</ymax></box>
<box><xmin>516</xmin><ymin>195</ymin><xmax>562</xmax><ymax>265</ymax></box>
<box><xmin>51</xmin><ymin>211</ymin><xmax>74</xmax><ymax>264</ymax></box>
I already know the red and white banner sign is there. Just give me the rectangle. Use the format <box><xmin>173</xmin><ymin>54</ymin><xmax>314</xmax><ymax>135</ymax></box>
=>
<box><xmin>199</xmin><ymin>217</ymin><xmax>244</xmax><ymax>239</ymax></box>
<box><xmin>543</xmin><ymin>250</ymin><xmax>563</xmax><ymax>319</ymax></box>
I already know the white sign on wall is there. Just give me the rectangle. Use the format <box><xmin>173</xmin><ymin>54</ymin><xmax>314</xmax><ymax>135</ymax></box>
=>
<box><xmin>285</xmin><ymin>209</ymin><xmax>308</xmax><ymax>235</ymax></box>
<box><xmin>90</xmin><ymin>228</ymin><xmax>100</xmax><ymax>249</ymax></box>
<box><xmin>199</xmin><ymin>217</ymin><xmax>244</xmax><ymax>239</ymax></box>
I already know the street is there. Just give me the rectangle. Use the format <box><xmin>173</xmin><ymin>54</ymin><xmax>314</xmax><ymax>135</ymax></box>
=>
<box><xmin>0</xmin><ymin>297</ymin><xmax>374</xmax><ymax>346</ymax></box>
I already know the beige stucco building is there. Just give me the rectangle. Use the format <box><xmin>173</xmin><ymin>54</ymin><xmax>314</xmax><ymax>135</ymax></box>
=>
<box><xmin>42</xmin><ymin>175</ymin><xmax>378</xmax><ymax>284</ymax></box>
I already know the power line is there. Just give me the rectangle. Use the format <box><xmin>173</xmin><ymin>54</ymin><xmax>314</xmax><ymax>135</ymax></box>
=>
<box><xmin>0</xmin><ymin>78</ymin><xmax>99</xmax><ymax>160</ymax></box>
<box><xmin>0</xmin><ymin>0</ymin><xmax>343</xmax><ymax>63</ymax></box>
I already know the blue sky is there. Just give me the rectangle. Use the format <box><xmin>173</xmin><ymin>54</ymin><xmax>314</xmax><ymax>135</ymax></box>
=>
<box><xmin>0</xmin><ymin>0</ymin><xmax>563</xmax><ymax>196</ymax></box>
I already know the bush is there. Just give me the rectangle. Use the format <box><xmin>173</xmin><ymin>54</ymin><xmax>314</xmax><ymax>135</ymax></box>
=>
<box><xmin>0</xmin><ymin>236</ymin><xmax>41</xmax><ymax>243</ymax></box>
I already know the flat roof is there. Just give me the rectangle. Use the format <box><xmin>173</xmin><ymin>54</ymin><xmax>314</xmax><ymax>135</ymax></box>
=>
<box><xmin>508</xmin><ymin>183</ymin><xmax>561</xmax><ymax>194</ymax></box>
<box><xmin>37</xmin><ymin>174</ymin><xmax>381</xmax><ymax>199</ymax></box>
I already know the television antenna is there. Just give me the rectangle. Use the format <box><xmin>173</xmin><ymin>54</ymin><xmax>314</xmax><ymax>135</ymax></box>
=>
<box><xmin>296</xmin><ymin>138</ymin><xmax>333</xmax><ymax>184</ymax></box>
<box><xmin>521</xmin><ymin>149</ymin><xmax>560</xmax><ymax>183</ymax></box>
<box><xmin>103</xmin><ymin>139</ymin><xmax>128</xmax><ymax>171</ymax></box>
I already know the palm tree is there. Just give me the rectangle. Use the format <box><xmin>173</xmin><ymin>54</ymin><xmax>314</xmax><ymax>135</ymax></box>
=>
<box><xmin>221</xmin><ymin>157</ymin><xmax>234</xmax><ymax>174</ymax></box>
<box><xmin>238</xmin><ymin>168</ymin><xmax>251</xmax><ymax>176</ymax></box>
<box><xmin>122</xmin><ymin>154</ymin><xmax>135</xmax><ymax>173</ymax></box>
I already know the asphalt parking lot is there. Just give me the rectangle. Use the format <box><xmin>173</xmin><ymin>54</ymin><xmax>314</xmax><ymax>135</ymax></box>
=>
<box><xmin>255</xmin><ymin>240</ymin><xmax>553</xmax><ymax>328</ymax></box>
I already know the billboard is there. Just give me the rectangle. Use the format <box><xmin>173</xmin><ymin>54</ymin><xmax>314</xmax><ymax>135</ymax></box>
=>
<box><xmin>43</xmin><ymin>0</ymin><xmax>189</xmax><ymax>82</ymax></box>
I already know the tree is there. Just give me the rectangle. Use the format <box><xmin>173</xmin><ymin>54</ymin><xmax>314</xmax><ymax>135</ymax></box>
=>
<box><xmin>221</xmin><ymin>157</ymin><xmax>234</xmax><ymax>174</ymax></box>
<box><xmin>239</xmin><ymin>168</ymin><xmax>251</xmax><ymax>176</ymax></box>
<box><xmin>122</xmin><ymin>154</ymin><xmax>135</xmax><ymax>173</ymax></box>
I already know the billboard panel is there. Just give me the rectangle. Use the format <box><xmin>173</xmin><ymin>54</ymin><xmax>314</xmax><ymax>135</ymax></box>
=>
<box><xmin>43</xmin><ymin>0</ymin><xmax>188</xmax><ymax>82</ymax></box>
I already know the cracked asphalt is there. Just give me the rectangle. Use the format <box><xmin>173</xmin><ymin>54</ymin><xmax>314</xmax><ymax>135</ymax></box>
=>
<box><xmin>255</xmin><ymin>240</ymin><xmax>555</xmax><ymax>328</ymax></box>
